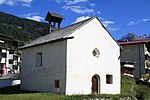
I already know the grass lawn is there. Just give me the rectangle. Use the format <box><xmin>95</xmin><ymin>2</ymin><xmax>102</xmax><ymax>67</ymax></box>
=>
<box><xmin>0</xmin><ymin>93</ymin><xmax>134</xmax><ymax>100</ymax></box>
<box><xmin>0</xmin><ymin>75</ymin><xmax>150</xmax><ymax>100</ymax></box>
<box><xmin>0</xmin><ymin>93</ymin><xmax>56</xmax><ymax>100</ymax></box>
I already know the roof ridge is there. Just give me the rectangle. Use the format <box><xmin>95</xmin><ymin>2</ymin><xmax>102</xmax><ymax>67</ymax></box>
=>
<box><xmin>20</xmin><ymin>17</ymin><xmax>96</xmax><ymax>49</ymax></box>
<box><xmin>59</xmin><ymin>17</ymin><xmax>94</xmax><ymax>31</ymax></box>
<box><xmin>38</xmin><ymin>16</ymin><xmax>95</xmax><ymax>37</ymax></box>
<box><xmin>0</xmin><ymin>33</ymin><xmax>18</xmax><ymax>42</ymax></box>
<box><xmin>61</xmin><ymin>17</ymin><xmax>95</xmax><ymax>37</ymax></box>
<box><xmin>119</xmin><ymin>39</ymin><xmax>150</xmax><ymax>45</ymax></box>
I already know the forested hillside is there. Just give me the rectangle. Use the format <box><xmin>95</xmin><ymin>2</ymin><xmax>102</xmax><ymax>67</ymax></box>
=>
<box><xmin>0</xmin><ymin>11</ymin><xmax>51</xmax><ymax>46</ymax></box>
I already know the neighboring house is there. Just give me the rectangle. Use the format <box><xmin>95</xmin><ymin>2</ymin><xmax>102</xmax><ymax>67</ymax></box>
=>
<box><xmin>119</xmin><ymin>40</ymin><xmax>150</xmax><ymax>80</ymax></box>
<box><xmin>20</xmin><ymin>16</ymin><xmax>121</xmax><ymax>95</ymax></box>
<box><xmin>0</xmin><ymin>34</ymin><xmax>20</xmax><ymax>77</ymax></box>
<box><xmin>0</xmin><ymin>34</ymin><xmax>21</xmax><ymax>88</ymax></box>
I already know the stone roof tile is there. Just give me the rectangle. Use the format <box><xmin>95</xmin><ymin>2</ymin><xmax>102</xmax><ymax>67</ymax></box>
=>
<box><xmin>20</xmin><ymin>17</ymin><xmax>94</xmax><ymax>49</ymax></box>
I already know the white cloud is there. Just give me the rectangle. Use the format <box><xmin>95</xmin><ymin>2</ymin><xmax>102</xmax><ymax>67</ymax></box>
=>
<box><xmin>128</xmin><ymin>18</ymin><xmax>150</xmax><ymax>26</ymax></box>
<box><xmin>66</xmin><ymin>0</ymin><xmax>88</xmax><ymax>5</ymax></box>
<box><xmin>54</xmin><ymin>0</ymin><xmax>119</xmax><ymax>32</ymax></box>
<box><xmin>143</xmin><ymin>18</ymin><xmax>150</xmax><ymax>22</ymax></box>
<box><xmin>24</xmin><ymin>13</ymin><xmax>39</xmax><ymax>17</ymax></box>
<box><xmin>19</xmin><ymin>0</ymin><xmax>32</xmax><ymax>3</ymax></box>
<box><xmin>6</xmin><ymin>0</ymin><xmax>14</xmax><ymax>6</ymax></box>
<box><xmin>89</xmin><ymin>3</ymin><xmax>95</xmax><ymax>7</ymax></box>
<box><xmin>97</xmin><ymin>11</ymin><xmax>101</xmax><ymax>15</ymax></box>
<box><xmin>74</xmin><ymin>16</ymin><xmax>119</xmax><ymax>32</ymax></box>
<box><xmin>55</xmin><ymin>0</ymin><xmax>63</xmax><ymax>3</ymax></box>
<box><xmin>23</xmin><ymin>13</ymin><xmax>43</xmax><ymax>22</ymax></box>
<box><xmin>55</xmin><ymin>0</ymin><xmax>89</xmax><ymax>5</ymax></box>
<box><xmin>102</xmin><ymin>20</ymin><xmax>120</xmax><ymax>32</ymax></box>
<box><xmin>0</xmin><ymin>0</ymin><xmax>32</xmax><ymax>7</ymax></box>
<box><xmin>63</xmin><ymin>5</ymin><xmax>94</xmax><ymax>14</ymax></box>
<box><xmin>27</xmin><ymin>16</ymin><xmax>43</xmax><ymax>22</ymax></box>
<box><xmin>55</xmin><ymin>0</ymin><xmax>96</xmax><ymax>15</ymax></box>
<box><xmin>74</xmin><ymin>16</ymin><xmax>90</xmax><ymax>23</ymax></box>
<box><xmin>0</xmin><ymin>0</ymin><xmax>5</xmax><ymax>5</ymax></box>
<box><xmin>107</xmin><ymin>27</ymin><xmax>120</xmax><ymax>32</ymax></box>
<box><xmin>127</xmin><ymin>21</ymin><xmax>136</xmax><ymax>26</ymax></box>
<box><xmin>102</xmin><ymin>20</ymin><xmax>115</xmax><ymax>27</ymax></box>
<box><xmin>21</xmin><ymin>3</ymin><xmax>30</xmax><ymax>7</ymax></box>
<box><xmin>99</xmin><ymin>18</ymin><xmax>120</xmax><ymax>32</ymax></box>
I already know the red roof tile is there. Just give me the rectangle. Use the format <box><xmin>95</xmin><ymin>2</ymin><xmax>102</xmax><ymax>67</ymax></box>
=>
<box><xmin>119</xmin><ymin>39</ymin><xmax>150</xmax><ymax>45</ymax></box>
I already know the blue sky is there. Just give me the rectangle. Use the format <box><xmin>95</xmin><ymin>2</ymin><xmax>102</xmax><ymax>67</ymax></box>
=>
<box><xmin>0</xmin><ymin>0</ymin><xmax>150</xmax><ymax>40</ymax></box>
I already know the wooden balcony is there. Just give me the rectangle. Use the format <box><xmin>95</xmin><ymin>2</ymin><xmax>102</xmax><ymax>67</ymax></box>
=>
<box><xmin>121</xmin><ymin>61</ymin><xmax>135</xmax><ymax>77</ymax></box>
<box><xmin>145</xmin><ymin>60</ymin><xmax>150</xmax><ymax>70</ymax></box>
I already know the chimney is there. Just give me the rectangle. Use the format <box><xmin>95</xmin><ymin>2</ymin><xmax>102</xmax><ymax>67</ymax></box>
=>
<box><xmin>45</xmin><ymin>12</ymin><xmax>64</xmax><ymax>33</ymax></box>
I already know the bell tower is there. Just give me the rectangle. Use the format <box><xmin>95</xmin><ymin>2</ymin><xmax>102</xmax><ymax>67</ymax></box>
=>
<box><xmin>45</xmin><ymin>12</ymin><xmax>64</xmax><ymax>33</ymax></box>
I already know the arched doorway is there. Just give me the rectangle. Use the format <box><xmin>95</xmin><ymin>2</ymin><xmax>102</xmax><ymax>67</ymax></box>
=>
<box><xmin>91</xmin><ymin>74</ymin><xmax>100</xmax><ymax>94</ymax></box>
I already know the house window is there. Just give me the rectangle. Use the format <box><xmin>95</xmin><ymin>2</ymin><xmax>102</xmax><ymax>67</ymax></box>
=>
<box><xmin>9</xmin><ymin>50</ymin><xmax>14</xmax><ymax>54</ymax></box>
<box><xmin>1</xmin><ymin>53</ymin><xmax>6</xmax><ymax>58</ymax></box>
<box><xmin>106</xmin><ymin>74</ymin><xmax>113</xmax><ymax>84</ymax></box>
<box><xmin>13</xmin><ymin>65</ymin><xmax>18</xmax><ymax>70</ymax></box>
<box><xmin>9</xmin><ymin>59</ymin><xmax>13</xmax><ymax>64</ymax></box>
<box><xmin>36</xmin><ymin>52</ymin><xmax>42</xmax><ymax>67</ymax></box>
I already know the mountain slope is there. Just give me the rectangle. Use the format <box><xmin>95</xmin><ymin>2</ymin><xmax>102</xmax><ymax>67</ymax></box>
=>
<box><xmin>120</xmin><ymin>32</ymin><xmax>139</xmax><ymax>42</ymax></box>
<box><xmin>139</xmin><ymin>34</ymin><xmax>150</xmax><ymax>39</ymax></box>
<box><xmin>0</xmin><ymin>11</ymin><xmax>50</xmax><ymax>46</ymax></box>
<box><xmin>118</xmin><ymin>32</ymin><xmax>150</xmax><ymax>42</ymax></box>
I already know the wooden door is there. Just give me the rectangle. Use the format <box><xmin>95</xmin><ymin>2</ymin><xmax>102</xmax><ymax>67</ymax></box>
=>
<box><xmin>92</xmin><ymin>76</ymin><xmax>98</xmax><ymax>94</ymax></box>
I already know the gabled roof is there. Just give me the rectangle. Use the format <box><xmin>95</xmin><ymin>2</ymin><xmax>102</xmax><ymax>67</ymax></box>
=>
<box><xmin>47</xmin><ymin>12</ymin><xmax>63</xmax><ymax>19</ymax></box>
<box><xmin>20</xmin><ymin>17</ymin><xmax>95</xmax><ymax>49</ymax></box>
<box><xmin>45</xmin><ymin>12</ymin><xmax>64</xmax><ymax>23</ymax></box>
<box><xmin>20</xmin><ymin>17</ymin><xmax>121</xmax><ymax>49</ymax></box>
<box><xmin>0</xmin><ymin>34</ymin><xmax>18</xmax><ymax>42</ymax></box>
<box><xmin>119</xmin><ymin>39</ymin><xmax>150</xmax><ymax>45</ymax></box>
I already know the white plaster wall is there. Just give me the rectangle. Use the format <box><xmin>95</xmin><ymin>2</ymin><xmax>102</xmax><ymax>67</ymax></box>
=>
<box><xmin>6</xmin><ymin>51</ymin><xmax>14</xmax><ymax>70</ymax></box>
<box><xmin>2</xmin><ymin>49</ymin><xmax>6</xmax><ymax>53</ymax></box>
<box><xmin>0</xmin><ymin>49</ymin><xmax>6</xmax><ymax>63</ymax></box>
<box><xmin>6</xmin><ymin>50</ymin><xmax>9</xmax><ymax>68</ymax></box>
<box><xmin>1</xmin><ymin>58</ymin><xmax>5</xmax><ymax>63</ymax></box>
<box><xmin>8</xmin><ymin>54</ymin><xmax>13</xmax><ymax>59</ymax></box>
<box><xmin>21</xmin><ymin>40</ymin><xmax>67</xmax><ymax>94</ymax></box>
<box><xmin>121</xmin><ymin>44</ymin><xmax>145</xmax><ymax>78</ymax></box>
<box><xmin>66</xmin><ymin>18</ymin><xmax>120</xmax><ymax>95</ymax></box>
